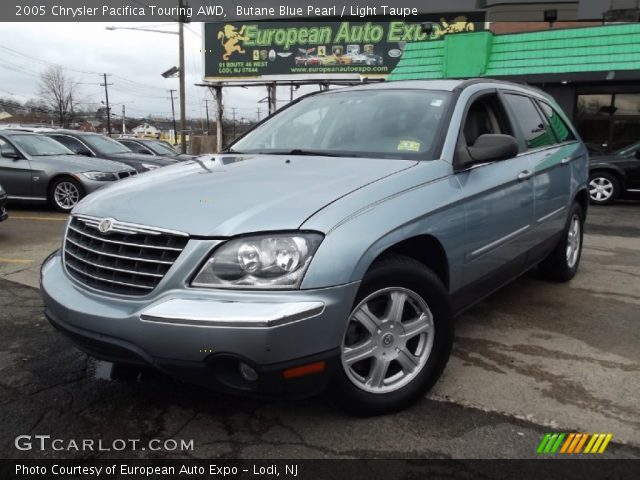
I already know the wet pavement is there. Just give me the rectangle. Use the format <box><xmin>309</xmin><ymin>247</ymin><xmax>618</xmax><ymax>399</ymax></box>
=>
<box><xmin>0</xmin><ymin>202</ymin><xmax>639</xmax><ymax>459</ymax></box>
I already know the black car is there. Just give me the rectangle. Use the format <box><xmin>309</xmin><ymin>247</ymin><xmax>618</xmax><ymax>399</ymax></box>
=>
<box><xmin>116</xmin><ymin>138</ymin><xmax>193</xmax><ymax>161</ymax></box>
<box><xmin>589</xmin><ymin>141</ymin><xmax>640</xmax><ymax>204</ymax></box>
<box><xmin>44</xmin><ymin>131</ymin><xmax>177</xmax><ymax>173</ymax></box>
<box><xmin>0</xmin><ymin>183</ymin><xmax>8</xmax><ymax>222</ymax></box>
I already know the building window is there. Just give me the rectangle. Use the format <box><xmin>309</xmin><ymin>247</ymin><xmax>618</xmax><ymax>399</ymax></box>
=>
<box><xmin>576</xmin><ymin>93</ymin><xmax>640</xmax><ymax>154</ymax></box>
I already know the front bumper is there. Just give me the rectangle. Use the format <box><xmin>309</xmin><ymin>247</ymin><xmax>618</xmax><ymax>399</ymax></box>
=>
<box><xmin>41</xmin><ymin>251</ymin><xmax>359</xmax><ymax>397</ymax></box>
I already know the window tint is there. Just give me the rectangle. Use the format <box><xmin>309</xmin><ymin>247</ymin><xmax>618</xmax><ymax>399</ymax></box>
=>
<box><xmin>537</xmin><ymin>101</ymin><xmax>575</xmax><ymax>143</ymax></box>
<box><xmin>504</xmin><ymin>94</ymin><xmax>555</xmax><ymax>150</ymax></box>
<box><xmin>52</xmin><ymin>135</ymin><xmax>92</xmax><ymax>155</ymax></box>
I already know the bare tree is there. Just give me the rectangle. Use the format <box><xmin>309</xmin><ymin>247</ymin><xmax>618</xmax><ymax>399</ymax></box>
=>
<box><xmin>39</xmin><ymin>66</ymin><xmax>78</xmax><ymax>128</ymax></box>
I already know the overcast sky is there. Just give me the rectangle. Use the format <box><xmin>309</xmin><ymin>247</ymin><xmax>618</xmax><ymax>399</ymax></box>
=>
<box><xmin>0</xmin><ymin>22</ymin><xmax>314</xmax><ymax>122</ymax></box>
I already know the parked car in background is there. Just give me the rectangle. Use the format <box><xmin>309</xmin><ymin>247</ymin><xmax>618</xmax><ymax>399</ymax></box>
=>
<box><xmin>0</xmin><ymin>131</ymin><xmax>136</xmax><ymax>212</ymax></box>
<box><xmin>116</xmin><ymin>138</ymin><xmax>192</xmax><ymax>161</ymax></box>
<box><xmin>588</xmin><ymin>141</ymin><xmax>640</xmax><ymax>204</ymax></box>
<box><xmin>0</xmin><ymin>183</ymin><xmax>7</xmax><ymax>222</ymax></box>
<box><xmin>41</xmin><ymin>80</ymin><xmax>588</xmax><ymax>415</ymax></box>
<box><xmin>43</xmin><ymin>131</ymin><xmax>177</xmax><ymax>173</ymax></box>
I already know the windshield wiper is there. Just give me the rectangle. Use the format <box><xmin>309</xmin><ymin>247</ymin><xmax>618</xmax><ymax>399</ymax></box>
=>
<box><xmin>257</xmin><ymin>149</ymin><xmax>357</xmax><ymax>157</ymax></box>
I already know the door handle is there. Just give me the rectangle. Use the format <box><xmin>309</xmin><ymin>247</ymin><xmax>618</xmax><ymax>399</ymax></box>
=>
<box><xmin>560</xmin><ymin>156</ymin><xmax>572</xmax><ymax>165</ymax></box>
<box><xmin>518</xmin><ymin>170</ymin><xmax>533</xmax><ymax>181</ymax></box>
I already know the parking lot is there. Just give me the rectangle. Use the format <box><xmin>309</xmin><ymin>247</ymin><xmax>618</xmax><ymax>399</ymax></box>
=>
<box><xmin>0</xmin><ymin>202</ymin><xmax>639</xmax><ymax>459</ymax></box>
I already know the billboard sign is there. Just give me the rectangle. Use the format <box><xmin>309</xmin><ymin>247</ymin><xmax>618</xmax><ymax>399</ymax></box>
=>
<box><xmin>203</xmin><ymin>14</ymin><xmax>485</xmax><ymax>81</ymax></box>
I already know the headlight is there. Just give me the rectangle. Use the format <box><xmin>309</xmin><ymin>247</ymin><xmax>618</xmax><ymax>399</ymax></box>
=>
<box><xmin>192</xmin><ymin>232</ymin><xmax>323</xmax><ymax>290</ymax></box>
<box><xmin>80</xmin><ymin>171</ymin><xmax>118</xmax><ymax>181</ymax></box>
<box><xmin>142</xmin><ymin>163</ymin><xmax>160</xmax><ymax>171</ymax></box>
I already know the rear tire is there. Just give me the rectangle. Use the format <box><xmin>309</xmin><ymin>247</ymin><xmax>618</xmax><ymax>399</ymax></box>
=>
<box><xmin>538</xmin><ymin>203</ymin><xmax>584</xmax><ymax>282</ymax></box>
<box><xmin>334</xmin><ymin>254</ymin><xmax>453</xmax><ymax>416</ymax></box>
<box><xmin>49</xmin><ymin>177</ymin><xmax>84</xmax><ymax>213</ymax></box>
<box><xmin>588</xmin><ymin>172</ymin><xmax>619</xmax><ymax>205</ymax></box>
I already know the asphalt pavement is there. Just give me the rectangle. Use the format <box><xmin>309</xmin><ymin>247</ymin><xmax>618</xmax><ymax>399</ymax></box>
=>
<box><xmin>0</xmin><ymin>201</ymin><xmax>639</xmax><ymax>459</ymax></box>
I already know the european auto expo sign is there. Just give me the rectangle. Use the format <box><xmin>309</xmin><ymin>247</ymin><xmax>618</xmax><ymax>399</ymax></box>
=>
<box><xmin>203</xmin><ymin>14</ymin><xmax>484</xmax><ymax>81</ymax></box>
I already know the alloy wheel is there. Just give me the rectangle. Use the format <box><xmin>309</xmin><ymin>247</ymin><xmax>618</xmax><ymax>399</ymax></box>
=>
<box><xmin>589</xmin><ymin>177</ymin><xmax>614</xmax><ymax>202</ymax></box>
<box><xmin>566</xmin><ymin>214</ymin><xmax>581</xmax><ymax>269</ymax></box>
<box><xmin>341</xmin><ymin>287</ymin><xmax>435</xmax><ymax>394</ymax></box>
<box><xmin>54</xmin><ymin>181</ymin><xmax>80</xmax><ymax>210</ymax></box>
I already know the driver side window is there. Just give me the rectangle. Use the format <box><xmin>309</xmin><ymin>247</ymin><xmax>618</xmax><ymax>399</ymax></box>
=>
<box><xmin>461</xmin><ymin>94</ymin><xmax>514</xmax><ymax>147</ymax></box>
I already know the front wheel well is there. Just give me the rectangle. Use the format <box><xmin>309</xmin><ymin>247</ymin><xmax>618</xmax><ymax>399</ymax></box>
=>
<box><xmin>589</xmin><ymin>168</ymin><xmax>624</xmax><ymax>188</ymax></box>
<box><xmin>372</xmin><ymin>235</ymin><xmax>450</xmax><ymax>291</ymax></box>
<box><xmin>574</xmin><ymin>188</ymin><xmax>589</xmax><ymax>219</ymax></box>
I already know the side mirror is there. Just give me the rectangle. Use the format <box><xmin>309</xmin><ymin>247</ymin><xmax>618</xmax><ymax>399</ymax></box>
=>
<box><xmin>466</xmin><ymin>134</ymin><xmax>519</xmax><ymax>165</ymax></box>
<box><xmin>0</xmin><ymin>146</ymin><xmax>20</xmax><ymax>159</ymax></box>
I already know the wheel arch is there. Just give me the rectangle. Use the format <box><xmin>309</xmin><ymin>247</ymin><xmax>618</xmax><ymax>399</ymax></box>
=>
<box><xmin>589</xmin><ymin>166</ymin><xmax>626</xmax><ymax>190</ymax></box>
<box><xmin>573</xmin><ymin>187</ymin><xmax>589</xmax><ymax>219</ymax></box>
<box><xmin>363</xmin><ymin>234</ymin><xmax>451</xmax><ymax>291</ymax></box>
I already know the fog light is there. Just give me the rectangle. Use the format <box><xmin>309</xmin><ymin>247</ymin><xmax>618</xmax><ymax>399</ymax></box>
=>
<box><xmin>239</xmin><ymin>362</ymin><xmax>258</xmax><ymax>382</ymax></box>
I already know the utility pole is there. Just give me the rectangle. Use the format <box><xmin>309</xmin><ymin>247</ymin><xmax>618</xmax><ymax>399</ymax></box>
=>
<box><xmin>101</xmin><ymin>73</ymin><xmax>113</xmax><ymax>136</ymax></box>
<box><xmin>231</xmin><ymin>107</ymin><xmax>237</xmax><ymax>138</ymax></box>
<box><xmin>178</xmin><ymin>0</ymin><xmax>186</xmax><ymax>153</ymax></box>
<box><xmin>169</xmin><ymin>89</ymin><xmax>178</xmax><ymax>145</ymax></box>
<box><xmin>256</xmin><ymin>108</ymin><xmax>261</xmax><ymax>122</ymax></box>
<box><xmin>212</xmin><ymin>86</ymin><xmax>223</xmax><ymax>153</ymax></box>
<box><xmin>122</xmin><ymin>104</ymin><xmax>126</xmax><ymax>134</ymax></box>
<box><xmin>204</xmin><ymin>98</ymin><xmax>210</xmax><ymax>135</ymax></box>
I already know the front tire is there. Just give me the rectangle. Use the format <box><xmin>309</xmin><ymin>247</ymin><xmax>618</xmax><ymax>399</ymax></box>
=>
<box><xmin>589</xmin><ymin>172</ymin><xmax>619</xmax><ymax>205</ymax></box>
<box><xmin>334</xmin><ymin>254</ymin><xmax>453</xmax><ymax>416</ymax></box>
<box><xmin>538</xmin><ymin>202</ymin><xmax>584</xmax><ymax>282</ymax></box>
<box><xmin>49</xmin><ymin>177</ymin><xmax>84</xmax><ymax>213</ymax></box>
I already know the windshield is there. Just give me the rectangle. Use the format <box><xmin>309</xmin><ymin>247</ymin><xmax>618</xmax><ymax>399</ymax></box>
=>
<box><xmin>231</xmin><ymin>89</ymin><xmax>451</xmax><ymax>159</ymax></box>
<box><xmin>82</xmin><ymin>135</ymin><xmax>132</xmax><ymax>154</ymax></box>
<box><xmin>12</xmin><ymin>134</ymin><xmax>73</xmax><ymax>156</ymax></box>
<box><xmin>146</xmin><ymin>141</ymin><xmax>177</xmax><ymax>155</ymax></box>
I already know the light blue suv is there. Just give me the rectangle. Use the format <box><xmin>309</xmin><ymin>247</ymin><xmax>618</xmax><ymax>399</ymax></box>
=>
<box><xmin>41</xmin><ymin>80</ymin><xmax>588</xmax><ymax>415</ymax></box>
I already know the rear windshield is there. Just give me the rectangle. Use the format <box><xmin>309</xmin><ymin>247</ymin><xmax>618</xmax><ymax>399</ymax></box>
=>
<box><xmin>232</xmin><ymin>89</ymin><xmax>451</xmax><ymax>160</ymax></box>
<box><xmin>82</xmin><ymin>135</ymin><xmax>132</xmax><ymax>154</ymax></box>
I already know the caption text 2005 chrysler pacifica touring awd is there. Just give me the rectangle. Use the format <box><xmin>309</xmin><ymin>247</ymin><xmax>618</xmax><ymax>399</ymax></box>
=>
<box><xmin>41</xmin><ymin>80</ymin><xmax>588</xmax><ymax>415</ymax></box>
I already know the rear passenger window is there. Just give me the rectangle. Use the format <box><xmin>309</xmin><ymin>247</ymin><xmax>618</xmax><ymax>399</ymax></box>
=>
<box><xmin>536</xmin><ymin>101</ymin><xmax>576</xmax><ymax>143</ymax></box>
<box><xmin>504</xmin><ymin>94</ymin><xmax>556</xmax><ymax>150</ymax></box>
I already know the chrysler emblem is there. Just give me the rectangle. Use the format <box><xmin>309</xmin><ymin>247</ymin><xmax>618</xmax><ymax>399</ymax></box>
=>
<box><xmin>98</xmin><ymin>218</ymin><xmax>114</xmax><ymax>233</ymax></box>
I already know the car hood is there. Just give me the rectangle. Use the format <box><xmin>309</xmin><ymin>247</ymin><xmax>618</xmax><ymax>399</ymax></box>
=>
<box><xmin>32</xmin><ymin>154</ymin><xmax>131</xmax><ymax>173</ymax></box>
<box><xmin>75</xmin><ymin>154</ymin><xmax>416</xmax><ymax>236</ymax></box>
<box><xmin>107</xmin><ymin>152</ymin><xmax>177</xmax><ymax>165</ymax></box>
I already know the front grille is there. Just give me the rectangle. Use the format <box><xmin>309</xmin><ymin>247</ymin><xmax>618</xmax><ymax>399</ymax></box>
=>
<box><xmin>117</xmin><ymin>170</ymin><xmax>137</xmax><ymax>179</ymax></box>
<box><xmin>63</xmin><ymin>215</ymin><xmax>189</xmax><ymax>296</ymax></box>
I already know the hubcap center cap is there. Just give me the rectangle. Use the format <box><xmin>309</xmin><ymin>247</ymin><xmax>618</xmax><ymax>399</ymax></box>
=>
<box><xmin>381</xmin><ymin>333</ymin><xmax>394</xmax><ymax>347</ymax></box>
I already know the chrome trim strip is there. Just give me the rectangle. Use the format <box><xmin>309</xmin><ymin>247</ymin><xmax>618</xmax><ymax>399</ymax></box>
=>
<box><xmin>471</xmin><ymin>224</ymin><xmax>531</xmax><ymax>258</ymax></box>
<box><xmin>7</xmin><ymin>195</ymin><xmax>47</xmax><ymax>201</ymax></box>
<box><xmin>627</xmin><ymin>189</ymin><xmax>640</xmax><ymax>193</ymax></box>
<box><xmin>140</xmin><ymin>299</ymin><xmax>325</xmax><ymax>328</ymax></box>
<box><xmin>74</xmin><ymin>214</ymin><xmax>189</xmax><ymax>237</ymax></box>
<box><xmin>65</xmin><ymin>249</ymin><xmax>164</xmax><ymax>278</ymax></box>
<box><xmin>65</xmin><ymin>262</ymin><xmax>154</xmax><ymax>290</ymax></box>
<box><xmin>66</xmin><ymin>237</ymin><xmax>173</xmax><ymax>265</ymax></box>
<box><xmin>68</xmin><ymin>224</ymin><xmax>183</xmax><ymax>251</ymax></box>
<box><xmin>537</xmin><ymin>206</ymin><xmax>566</xmax><ymax>224</ymax></box>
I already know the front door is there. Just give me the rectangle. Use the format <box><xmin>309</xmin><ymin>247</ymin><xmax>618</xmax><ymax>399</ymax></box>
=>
<box><xmin>0</xmin><ymin>136</ymin><xmax>32</xmax><ymax>197</ymax></box>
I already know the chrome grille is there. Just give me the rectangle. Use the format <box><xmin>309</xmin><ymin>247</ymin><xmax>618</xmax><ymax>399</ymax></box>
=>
<box><xmin>63</xmin><ymin>215</ymin><xmax>189</xmax><ymax>296</ymax></box>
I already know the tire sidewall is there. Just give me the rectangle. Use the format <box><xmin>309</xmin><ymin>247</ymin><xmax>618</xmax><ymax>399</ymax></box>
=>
<box><xmin>334</xmin><ymin>257</ymin><xmax>453</xmax><ymax>415</ymax></box>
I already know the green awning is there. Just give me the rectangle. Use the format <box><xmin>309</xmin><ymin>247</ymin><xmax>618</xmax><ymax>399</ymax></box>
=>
<box><xmin>389</xmin><ymin>24</ymin><xmax>640</xmax><ymax>81</ymax></box>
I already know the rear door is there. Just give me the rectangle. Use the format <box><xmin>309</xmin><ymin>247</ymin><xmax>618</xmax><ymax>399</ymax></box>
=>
<box><xmin>502</xmin><ymin>93</ymin><xmax>579</xmax><ymax>238</ymax></box>
<box><xmin>0</xmin><ymin>136</ymin><xmax>33</xmax><ymax>197</ymax></box>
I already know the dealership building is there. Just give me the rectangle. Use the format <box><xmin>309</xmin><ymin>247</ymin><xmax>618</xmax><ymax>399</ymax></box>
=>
<box><xmin>389</xmin><ymin>22</ymin><xmax>640</xmax><ymax>153</ymax></box>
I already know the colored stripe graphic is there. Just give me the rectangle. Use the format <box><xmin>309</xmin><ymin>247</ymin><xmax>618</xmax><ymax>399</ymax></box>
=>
<box><xmin>538</xmin><ymin>433</ymin><xmax>613</xmax><ymax>454</ymax></box>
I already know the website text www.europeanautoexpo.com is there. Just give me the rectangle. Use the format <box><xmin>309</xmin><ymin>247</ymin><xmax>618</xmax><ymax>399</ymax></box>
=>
<box><xmin>0</xmin><ymin>0</ymin><xmax>639</xmax><ymax>479</ymax></box>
